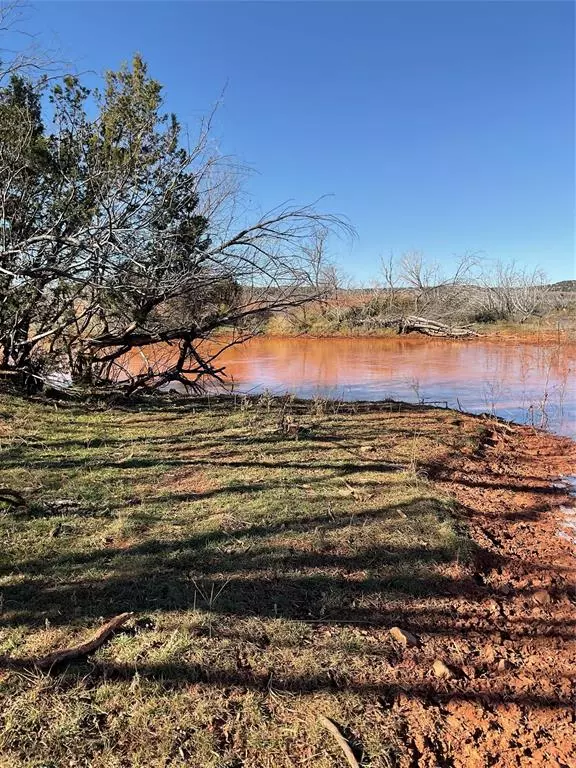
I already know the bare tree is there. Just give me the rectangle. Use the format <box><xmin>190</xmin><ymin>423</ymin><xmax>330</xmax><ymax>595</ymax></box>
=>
<box><xmin>477</xmin><ymin>261</ymin><xmax>550</xmax><ymax>322</ymax></box>
<box><xmin>300</xmin><ymin>231</ymin><xmax>342</xmax><ymax>319</ymax></box>
<box><xmin>398</xmin><ymin>250</ymin><xmax>481</xmax><ymax>319</ymax></box>
<box><xmin>375</xmin><ymin>251</ymin><xmax>549</xmax><ymax>331</ymax></box>
<box><xmin>0</xmin><ymin>1</ymin><xmax>61</xmax><ymax>85</ymax></box>
<box><xmin>380</xmin><ymin>252</ymin><xmax>402</xmax><ymax>315</ymax></box>
<box><xmin>0</xmin><ymin>55</ymin><xmax>351</xmax><ymax>392</ymax></box>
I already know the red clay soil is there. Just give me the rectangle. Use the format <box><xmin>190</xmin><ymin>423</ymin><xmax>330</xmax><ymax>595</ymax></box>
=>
<box><xmin>394</xmin><ymin>422</ymin><xmax>576</xmax><ymax>767</ymax></box>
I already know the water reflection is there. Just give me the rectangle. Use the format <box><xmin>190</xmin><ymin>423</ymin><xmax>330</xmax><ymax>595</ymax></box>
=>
<box><xmin>126</xmin><ymin>336</ymin><xmax>575</xmax><ymax>438</ymax></box>
<box><xmin>209</xmin><ymin>336</ymin><xmax>575</xmax><ymax>438</ymax></box>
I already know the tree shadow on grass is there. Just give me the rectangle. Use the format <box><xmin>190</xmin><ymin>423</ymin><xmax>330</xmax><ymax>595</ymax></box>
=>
<box><xmin>78</xmin><ymin>660</ymin><xmax>572</xmax><ymax>711</ymax></box>
<box><xmin>2</xmin><ymin>494</ymin><xmax>574</xmax><ymax>644</ymax></box>
<box><xmin>1</xmin><ymin>396</ymin><xmax>573</xmax><ymax>729</ymax></box>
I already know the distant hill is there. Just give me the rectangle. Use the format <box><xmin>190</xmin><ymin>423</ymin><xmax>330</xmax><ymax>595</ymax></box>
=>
<box><xmin>549</xmin><ymin>280</ymin><xmax>576</xmax><ymax>292</ymax></box>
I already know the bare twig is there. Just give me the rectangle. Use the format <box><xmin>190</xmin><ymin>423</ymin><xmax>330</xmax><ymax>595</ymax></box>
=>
<box><xmin>318</xmin><ymin>715</ymin><xmax>361</xmax><ymax>768</ymax></box>
<box><xmin>19</xmin><ymin>613</ymin><xmax>132</xmax><ymax>670</ymax></box>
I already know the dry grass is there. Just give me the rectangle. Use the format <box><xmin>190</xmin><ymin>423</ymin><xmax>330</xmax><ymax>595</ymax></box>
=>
<box><xmin>0</xmin><ymin>393</ymin><xmax>486</xmax><ymax>767</ymax></box>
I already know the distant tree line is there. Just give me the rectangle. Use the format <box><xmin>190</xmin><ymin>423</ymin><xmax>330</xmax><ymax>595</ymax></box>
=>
<box><xmin>279</xmin><ymin>252</ymin><xmax>568</xmax><ymax>337</ymax></box>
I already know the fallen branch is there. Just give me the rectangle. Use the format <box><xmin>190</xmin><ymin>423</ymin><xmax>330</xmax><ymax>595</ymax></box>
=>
<box><xmin>400</xmin><ymin>315</ymin><xmax>479</xmax><ymax>338</ymax></box>
<box><xmin>362</xmin><ymin>315</ymin><xmax>479</xmax><ymax>338</ymax></box>
<box><xmin>318</xmin><ymin>715</ymin><xmax>361</xmax><ymax>768</ymax></box>
<box><xmin>27</xmin><ymin>613</ymin><xmax>133</xmax><ymax>670</ymax></box>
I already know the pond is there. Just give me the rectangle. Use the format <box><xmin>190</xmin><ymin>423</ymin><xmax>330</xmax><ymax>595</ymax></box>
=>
<box><xmin>204</xmin><ymin>335</ymin><xmax>575</xmax><ymax>439</ymax></box>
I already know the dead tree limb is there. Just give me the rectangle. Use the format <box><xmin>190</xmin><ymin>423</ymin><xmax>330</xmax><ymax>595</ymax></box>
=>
<box><xmin>318</xmin><ymin>715</ymin><xmax>361</xmax><ymax>768</ymax></box>
<box><xmin>364</xmin><ymin>315</ymin><xmax>479</xmax><ymax>338</ymax></box>
<box><xmin>400</xmin><ymin>315</ymin><xmax>479</xmax><ymax>337</ymax></box>
<box><xmin>15</xmin><ymin>613</ymin><xmax>133</xmax><ymax>670</ymax></box>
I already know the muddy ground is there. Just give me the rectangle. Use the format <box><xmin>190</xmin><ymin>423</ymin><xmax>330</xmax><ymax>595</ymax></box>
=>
<box><xmin>394</xmin><ymin>421</ymin><xmax>576</xmax><ymax>767</ymax></box>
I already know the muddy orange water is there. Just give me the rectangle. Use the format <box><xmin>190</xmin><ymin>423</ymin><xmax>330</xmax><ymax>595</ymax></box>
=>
<box><xmin>128</xmin><ymin>335</ymin><xmax>576</xmax><ymax>438</ymax></box>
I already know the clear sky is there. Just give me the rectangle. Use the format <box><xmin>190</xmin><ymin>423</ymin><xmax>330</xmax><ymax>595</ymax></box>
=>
<box><xmin>13</xmin><ymin>1</ymin><xmax>576</xmax><ymax>281</ymax></box>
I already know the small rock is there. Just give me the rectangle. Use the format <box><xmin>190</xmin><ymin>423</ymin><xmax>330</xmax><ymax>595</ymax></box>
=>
<box><xmin>533</xmin><ymin>589</ymin><xmax>552</xmax><ymax>605</ymax></box>
<box><xmin>486</xmin><ymin>599</ymin><xmax>501</xmax><ymax>614</ymax></box>
<box><xmin>432</xmin><ymin>659</ymin><xmax>453</xmax><ymax>679</ymax></box>
<box><xmin>389</xmin><ymin>626</ymin><xmax>420</xmax><ymax>648</ymax></box>
<box><xmin>359</xmin><ymin>445</ymin><xmax>375</xmax><ymax>453</ymax></box>
<box><xmin>484</xmin><ymin>646</ymin><xmax>497</xmax><ymax>664</ymax></box>
<box><xmin>49</xmin><ymin>499</ymin><xmax>80</xmax><ymax>510</ymax></box>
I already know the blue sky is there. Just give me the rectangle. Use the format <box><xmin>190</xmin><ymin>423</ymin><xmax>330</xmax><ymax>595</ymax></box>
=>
<box><xmin>14</xmin><ymin>1</ymin><xmax>576</xmax><ymax>281</ymax></box>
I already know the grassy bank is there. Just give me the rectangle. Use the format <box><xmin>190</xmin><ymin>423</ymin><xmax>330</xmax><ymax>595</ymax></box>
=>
<box><xmin>263</xmin><ymin>298</ymin><xmax>576</xmax><ymax>340</ymax></box>
<box><xmin>265</xmin><ymin>314</ymin><xmax>576</xmax><ymax>342</ymax></box>
<box><xmin>0</xmin><ymin>393</ymin><xmax>574</xmax><ymax>767</ymax></box>
<box><xmin>0</xmin><ymin>394</ymin><xmax>481</xmax><ymax>767</ymax></box>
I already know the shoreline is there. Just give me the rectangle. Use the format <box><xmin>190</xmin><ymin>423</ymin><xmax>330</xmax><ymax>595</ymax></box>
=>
<box><xmin>254</xmin><ymin>324</ymin><xmax>575</xmax><ymax>343</ymax></box>
<box><xmin>261</xmin><ymin>305</ymin><xmax>576</xmax><ymax>342</ymax></box>
<box><xmin>394</xmin><ymin>416</ymin><xmax>576</xmax><ymax>765</ymax></box>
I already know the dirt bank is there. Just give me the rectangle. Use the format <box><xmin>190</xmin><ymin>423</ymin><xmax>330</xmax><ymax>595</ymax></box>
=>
<box><xmin>395</xmin><ymin>420</ymin><xmax>576</xmax><ymax>767</ymax></box>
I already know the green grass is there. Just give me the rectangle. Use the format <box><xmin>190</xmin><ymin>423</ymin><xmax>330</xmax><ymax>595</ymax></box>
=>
<box><xmin>0</xmin><ymin>393</ymin><xmax>483</xmax><ymax>767</ymax></box>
